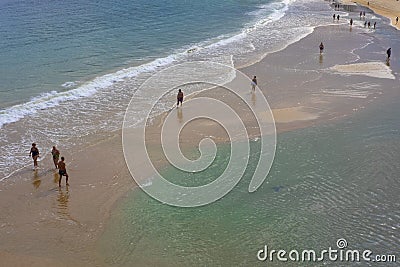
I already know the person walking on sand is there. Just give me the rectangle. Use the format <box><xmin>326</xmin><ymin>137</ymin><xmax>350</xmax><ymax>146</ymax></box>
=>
<box><xmin>350</xmin><ymin>18</ymin><xmax>353</xmax><ymax>26</ymax></box>
<box><xmin>364</xmin><ymin>21</ymin><xmax>367</xmax><ymax>27</ymax></box>
<box><xmin>319</xmin><ymin>42</ymin><xmax>324</xmax><ymax>54</ymax></box>
<box><xmin>387</xmin><ymin>48</ymin><xmax>391</xmax><ymax>59</ymax></box>
<box><xmin>29</xmin><ymin>143</ymin><xmax>39</xmax><ymax>169</ymax></box>
<box><xmin>51</xmin><ymin>146</ymin><xmax>60</xmax><ymax>169</ymax></box>
<box><xmin>251</xmin><ymin>76</ymin><xmax>257</xmax><ymax>91</ymax></box>
<box><xmin>373</xmin><ymin>22</ymin><xmax>376</xmax><ymax>29</ymax></box>
<box><xmin>333</xmin><ymin>14</ymin><xmax>336</xmax><ymax>20</ymax></box>
<box><xmin>360</xmin><ymin>11</ymin><xmax>362</xmax><ymax>19</ymax></box>
<box><xmin>176</xmin><ymin>89</ymin><xmax>183</xmax><ymax>107</ymax></box>
<box><xmin>396</xmin><ymin>17</ymin><xmax>398</xmax><ymax>25</ymax></box>
<box><xmin>58</xmin><ymin>157</ymin><xmax>69</xmax><ymax>187</ymax></box>
<box><xmin>337</xmin><ymin>15</ymin><xmax>340</xmax><ymax>21</ymax></box>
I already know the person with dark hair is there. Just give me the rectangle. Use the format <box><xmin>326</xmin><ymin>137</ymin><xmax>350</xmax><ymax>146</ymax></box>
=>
<box><xmin>177</xmin><ymin>89</ymin><xmax>184</xmax><ymax>107</ymax></box>
<box><xmin>58</xmin><ymin>157</ymin><xmax>69</xmax><ymax>187</ymax></box>
<box><xmin>51</xmin><ymin>146</ymin><xmax>60</xmax><ymax>169</ymax></box>
<box><xmin>251</xmin><ymin>76</ymin><xmax>257</xmax><ymax>91</ymax></box>
<box><xmin>29</xmin><ymin>143</ymin><xmax>39</xmax><ymax>169</ymax></box>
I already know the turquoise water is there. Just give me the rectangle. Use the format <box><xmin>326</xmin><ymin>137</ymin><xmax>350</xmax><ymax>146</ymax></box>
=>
<box><xmin>99</xmin><ymin>97</ymin><xmax>400</xmax><ymax>266</ymax></box>
<box><xmin>0</xmin><ymin>0</ymin><xmax>264</xmax><ymax>108</ymax></box>
<box><xmin>0</xmin><ymin>0</ymin><xmax>336</xmax><ymax>179</ymax></box>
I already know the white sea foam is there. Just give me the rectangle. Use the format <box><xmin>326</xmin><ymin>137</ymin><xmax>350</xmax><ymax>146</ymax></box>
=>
<box><xmin>0</xmin><ymin>54</ymin><xmax>178</xmax><ymax>128</ymax></box>
<box><xmin>0</xmin><ymin>0</ymin><xmax>337</xmax><ymax>180</ymax></box>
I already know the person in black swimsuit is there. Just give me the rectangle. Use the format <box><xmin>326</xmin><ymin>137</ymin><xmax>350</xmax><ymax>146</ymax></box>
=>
<box><xmin>177</xmin><ymin>89</ymin><xmax>183</xmax><ymax>107</ymax></box>
<box><xmin>29</xmin><ymin>143</ymin><xmax>39</xmax><ymax>169</ymax></box>
<box><xmin>58</xmin><ymin>157</ymin><xmax>69</xmax><ymax>187</ymax></box>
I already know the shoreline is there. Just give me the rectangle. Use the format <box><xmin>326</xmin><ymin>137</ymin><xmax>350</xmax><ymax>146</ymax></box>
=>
<box><xmin>1</xmin><ymin>0</ymin><xmax>400</xmax><ymax>265</ymax></box>
<box><xmin>341</xmin><ymin>0</ymin><xmax>400</xmax><ymax>30</ymax></box>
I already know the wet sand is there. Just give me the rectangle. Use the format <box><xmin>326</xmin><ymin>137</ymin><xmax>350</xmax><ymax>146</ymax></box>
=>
<box><xmin>1</xmin><ymin>4</ymin><xmax>399</xmax><ymax>266</ymax></box>
<box><xmin>342</xmin><ymin>0</ymin><xmax>400</xmax><ymax>30</ymax></box>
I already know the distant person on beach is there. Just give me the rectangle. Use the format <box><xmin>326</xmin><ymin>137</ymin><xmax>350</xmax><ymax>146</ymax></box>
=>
<box><xmin>319</xmin><ymin>42</ymin><xmax>324</xmax><ymax>54</ymax></box>
<box><xmin>364</xmin><ymin>21</ymin><xmax>367</xmax><ymax>27</ymax></box>
<box><xmin>51</xmin><ymin>146</ymin><xmax>60</xmax><ymax>169</ymax></box>
<box><xmin>396</xmin><ymin>17</ymin><xmax>398</xmax><ymax>25</ymax></box>
<box><xmin>29</xmin><ymin>143</ymin><xmax>39</xmax><ymax>169</ymax></box>
<box><xmin>333</xmin><ymin>14</ymin><xmax>336</xmax><ymax>20</ymax></box>
<box><xmin>363</xmin><ymin>11</ymin><xmax>365</xmax><ymax>17</ymax></box>
<box><xmin>337</xmin><ymin>15</ymin><xmax>340</xmax><ymax>21</ymax></box>
<box><xmin>251</xmin><ymin>76</ymin><xmax>257</xmax><ymax>91</ymax></box>
<box><xmin>350</xmin><ymin>18</ymin><xmax>353</xmax><ymax>26</ymax></box>
<box><xmin>177</xmin><ymin>89</ymin><xmax>183</xmax><ymax>107</ymax></box>
<box><xmin>360</xmin><ymin>11</ymin><xmax>362</xmax><ymax>19</ymax></box>
<box><xmin>373</xmin><ymin>22</ymin><xmax>376</xmax><ymax>29</ymax></box>
<box><xmin>387</xmin><ymin>48</ymin><xmax>391</xmax><ymax>59</ymax></box>
<box><xmin>368</xmin><ymin>21</ymin><xmax>370</xmax><ymax>28</ymax></box>
<box><xmin>58</xmin><ymin>157</ymin><xmax>69</xmax><ymax>187</ymax></box>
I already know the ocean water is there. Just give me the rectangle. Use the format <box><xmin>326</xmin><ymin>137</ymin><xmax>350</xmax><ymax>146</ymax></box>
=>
<box><xmin>0</xmin><ymin>0</ymin><xmax>336</xmax><ymax>179</ymax></box>
<box><xmin>94</xmin><ymin>1</ymin><xmax>400</xmax><ymax>265</ymax></box>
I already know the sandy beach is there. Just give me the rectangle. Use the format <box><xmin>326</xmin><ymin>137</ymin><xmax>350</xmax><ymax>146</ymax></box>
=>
<box><xmin>1</xmin><ymin>0</ymin><xmax>399</xmax><ymax>266</ymax></box>
<box><xmin>342</xmin><ymin>0</ymin><xmax>400</xmax><ymax>29</ymax></box>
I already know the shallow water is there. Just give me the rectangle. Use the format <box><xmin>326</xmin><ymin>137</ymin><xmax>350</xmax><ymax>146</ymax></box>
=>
<box><xmin>0</xmin><ymin>0</ymin><xmax>336</xmax><ymax>179</ymax></box>
<box><xmin>98</xmin><ymin>91</ymin><xmax>400</xmax><ymax>266</ymax></box>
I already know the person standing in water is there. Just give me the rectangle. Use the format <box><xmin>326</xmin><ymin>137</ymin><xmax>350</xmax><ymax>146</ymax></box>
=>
<box><xmin>51</xmin><ymin>146</ymin><xmax>60</xmax><ymax>169</ymax></box>
<box><xmin>29</xmin><ymin>143</ymin><xmax>39</xmax><ymax>169</ymax></box>
<box><xmin>58</xmin><ymin>157</ymin><xmax>69</xmax><ymax>187</ymax></box>
<box><xmin>387</xmin><ymin>48</ymin><xmax>391</xmax><ymax>59</ymax></box>
<box><xmin>177</xmin><ymin>89</ymin><xmax>183</xmax><ymax>107</ymax></box>
<box><xmin>319</xmin><ymin>42</ymin><xmax>324</xmax><ymax>54</ymax></box>
<box><xmin>251</xmin><ymin>76</ymin><xmax>257</xmax><ymax>91</ymax></box>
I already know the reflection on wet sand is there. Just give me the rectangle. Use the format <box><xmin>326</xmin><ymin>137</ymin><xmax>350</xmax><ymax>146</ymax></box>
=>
<box><xmin>319</xmin><ymin>54</ymin><xmax>323</xmax><ymax>65</ymax></box>
<box><xmin>251</xmin><ymin>91</ymin><xmax>256</xmax><ymax>107</ymax></box>
<box><xmin>56</xmin><ymin>186</ymin><xmax>78</xmax><ymax>225</ymax></box>
<box><xmin>32</xmin><ymin>170</ymin><xmax>41</xmax><ymax>189</ymax></box>
<box><xmin>57</xmin><ymin>186</ymin><xmax>69</xmax><ymax>215</ymax></box>
<box><xmin>177</xmin><ymin>107</ymin><xmax>183</xmax><ymax>123</ymax></box>
<box><xmin>54</xmin><ymin>171</ymin><xmax>59</xmax><ymax>184</ymax></box>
